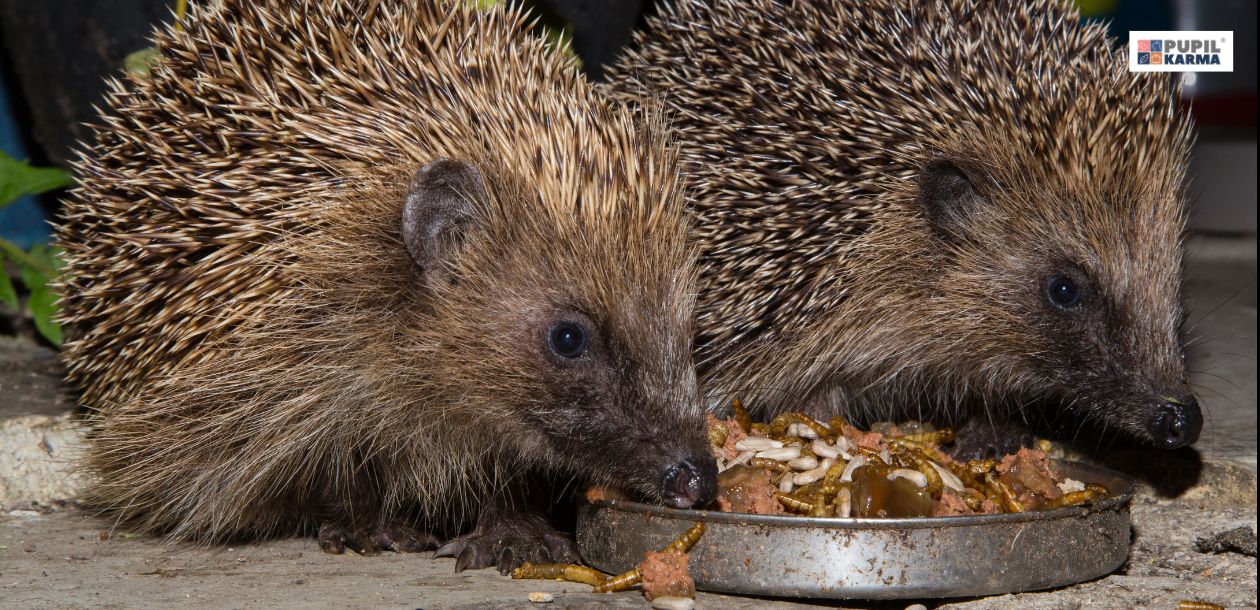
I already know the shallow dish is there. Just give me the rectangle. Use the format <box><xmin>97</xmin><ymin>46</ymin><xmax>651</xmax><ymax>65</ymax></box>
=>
<box><xmin>577</xmin><ymin>460</ymin><xmax>1135</xmax><ymax>599</ymax></box>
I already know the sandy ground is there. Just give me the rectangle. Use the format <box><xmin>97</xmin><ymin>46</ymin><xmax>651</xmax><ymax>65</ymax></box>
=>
<box><xmin>0</xmin><ymin>494</ymin><xmax>1253</xmax><ymax>609</ymax></box>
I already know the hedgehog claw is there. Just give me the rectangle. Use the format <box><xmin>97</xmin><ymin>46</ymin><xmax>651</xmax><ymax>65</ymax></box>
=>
<box><xmin>370</xmin><ymin>522</ymin><xmax>438</xmax><ymax>553</ymax></box>
<box><xmin>438</xmin><ymin>512</ymin><xmax>579</xmax><ymax>574</ymax></box>
<box><xmin>318</xmin><ymin>523</ymin><xmax>352</xmax><ymax>555</ymax></box>
<box><xmin>318</xmin><ymin>521</ymin><xmax>436</xmax><ymax>556</ymax></box>
<box><xmin>433</xmin><ymin>539</ymin><xmax>465</xmax><ymax>559</ymax></box>
<box><xmin>456</xmin><ymin>543</ymin><xmax>495</xmax><ymax>573</ymax></box>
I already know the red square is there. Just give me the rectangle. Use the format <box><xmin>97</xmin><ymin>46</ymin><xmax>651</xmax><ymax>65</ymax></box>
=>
<box><xmin>1137</xmin><ymin>40</ymin><xmax>1151</xmax><ymax>52</ymax></box>
<box><xmin>1150</xmin><ymin>52</ymin><xmax>1163</xmax><ymax>64</ymax></box>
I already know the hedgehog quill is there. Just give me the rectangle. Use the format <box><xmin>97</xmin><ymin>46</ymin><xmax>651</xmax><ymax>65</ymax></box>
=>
<box><xmin>606</xmin><ymin>0</ymin><xmax>1202</xmax><ymax>456</ymax></box>
<box><xmin>57</xmin><ymin>0</ymin><xmax>715</xmax><ymax>572</ymax></box>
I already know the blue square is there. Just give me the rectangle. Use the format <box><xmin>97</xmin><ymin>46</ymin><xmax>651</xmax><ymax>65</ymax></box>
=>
<box><xmin>1137</xmin><ymin>52</ymin><xmax>1150</xmax><ymax>64</ymax></box>
<box><xmin>1150</xmin><ymin>40</ymin><xmax>1163</xmax><ymax>52</ymax></box>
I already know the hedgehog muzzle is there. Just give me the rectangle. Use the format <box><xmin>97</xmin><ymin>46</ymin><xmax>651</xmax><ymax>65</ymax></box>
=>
<box><xmin>1151</xmin><ymin>394</ymin><xmax>1202</xmax><ymax>450</ymax></box>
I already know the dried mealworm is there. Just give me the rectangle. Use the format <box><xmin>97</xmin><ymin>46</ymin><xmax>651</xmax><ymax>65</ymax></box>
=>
<box><xmin>662</xmin><ymin>522</ymin><xmax>706</xmax><ymax>555</ymax></box>
<box><xmin>774</xmin><ymin>490</ymin><xmax>814</xmax><ymax>513</ymax></box>
<box><xmin>593</xmin><ymin>567</ymin><xmax>642</xmax><ymax>593</ymax></box>
<box><xmin>730</xmin><ymin>398</ymin><xmax>753</xmax><ymax>433</ymax></box>
<box><xmin>512</xmin><ymin>562</ymin><xmax>607</xmax><ymax>587</ymax></box>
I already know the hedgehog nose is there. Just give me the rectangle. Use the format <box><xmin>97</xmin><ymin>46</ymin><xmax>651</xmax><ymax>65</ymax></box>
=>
<box><xmin>661</xmin><ymin>456</ymin><xmax>718</xmax><ymax>509</ymax></box>
<box><xmin>1152</xmin><ymin>396</ymin><xmax>1202</xmax><ymax>449</ymax></box>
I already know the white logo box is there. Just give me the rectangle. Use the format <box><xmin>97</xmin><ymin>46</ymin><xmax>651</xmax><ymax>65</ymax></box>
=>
<box><xmin>1129</xmin><ymin>30</ymin><xmax>1234</xmax><ymax>72</ymax></box>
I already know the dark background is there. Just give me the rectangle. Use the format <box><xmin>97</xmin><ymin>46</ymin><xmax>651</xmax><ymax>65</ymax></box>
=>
<box><xmin>0</xmin><ymin>0</ymin><xmax>1255</xmax><ymax>245</ymax></box>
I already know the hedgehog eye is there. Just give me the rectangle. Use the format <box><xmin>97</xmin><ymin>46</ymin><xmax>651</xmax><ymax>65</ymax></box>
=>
<box><xmin>548</xmin><ymin>321</ymin><xmax>588</xmax><ymax>358</ymax></box>
<box><xmin>1045</xmin><ymin>274</ymin><xmax>1081</xmax><ymax>309</ymax></box>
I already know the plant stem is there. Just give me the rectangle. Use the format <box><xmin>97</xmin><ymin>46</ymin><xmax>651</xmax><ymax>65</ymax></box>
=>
<box><xmin>0</xmin><ymin>239</ymin><xmax>56</xmax><ymax>277</ymax></box>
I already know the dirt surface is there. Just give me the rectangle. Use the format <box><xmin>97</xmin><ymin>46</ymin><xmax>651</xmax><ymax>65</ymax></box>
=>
<box><xmin>0</xmin><ymin>508</ymin><xmax>819</xmax><ymax>610</ymax></box>
<box><xmin>1183</xmin><ymin>236</ymin><xmax>1258</xmax><ymax>466</ymax></box>
<box><xmin>939</xmin><ymin>496</ymin><xmax>1257</xmax><ymax>610</ymax></box>
<box><xmin>0</xmin><ymin>337</ymin><xmax>68</xmax><ymax>419</ymax></box>
<box><xmin>2</xmin><ymin>493</ymin><xmax>1254</xmax><ymax>610</ymax></box>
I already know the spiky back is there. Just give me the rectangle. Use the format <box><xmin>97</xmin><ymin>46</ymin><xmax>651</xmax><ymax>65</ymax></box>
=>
<box><xmin>57</xmin><ymin>0</ymin><xmax>689</xmax><ymax>540</ymax></box>
<box><xmin>60</xmin><ymin>0</ymin><xmax>681</xmax><ymax>409</ymax></box>
<box><xmin>606</xmin><ymin>0</ymin><xmax>1193</xmax><ymax>411</ymax></box>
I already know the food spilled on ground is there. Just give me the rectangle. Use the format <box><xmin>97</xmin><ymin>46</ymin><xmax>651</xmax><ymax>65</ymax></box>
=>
<box><xmin>512</xmin><ymin>522</ymin><xmax>705</xmax><ymax>602</ymax></box>
<box><xmin>709</xmin><ymin>400</ymin><xmax>1108</xmax><ymax>518</ymax></box>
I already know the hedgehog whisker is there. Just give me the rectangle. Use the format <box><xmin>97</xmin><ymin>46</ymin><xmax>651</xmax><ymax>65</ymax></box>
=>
<box><xmin>1182</xmin><ymin>278</ymin><xmax>1255</xmax><ymax>336</ymax></box>
<box><xmin>1188</xmin><ymin>370</ymin><xmax>1245</xmax><ymax>393</ymax></box>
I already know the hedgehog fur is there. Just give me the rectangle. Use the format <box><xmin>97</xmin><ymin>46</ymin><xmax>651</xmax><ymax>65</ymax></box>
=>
<box><xmin>57</xmin><ymin>0</ymin><xmax>713</xmax><ymax>561</ymax></box>
<box><xmin>605</xmin><ymin>0</ymin><xmax>1200</xmax><ymax>451</ymax></box>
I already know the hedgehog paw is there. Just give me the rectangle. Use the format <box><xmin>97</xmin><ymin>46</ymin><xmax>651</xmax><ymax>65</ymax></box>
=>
<box><xmin>435</xmin><ymin>512</ymin><xmax>578</xmax><ymax>574</ymax></box>
<box><xmin>952</xmin><ymin>418</ymin><xmax>1038</xmax><ymax>460</ymax></box>
<box><xmin>318</xmin><ymin>521</ymin><xmax>438</xmax><ymax>556</ymax></box>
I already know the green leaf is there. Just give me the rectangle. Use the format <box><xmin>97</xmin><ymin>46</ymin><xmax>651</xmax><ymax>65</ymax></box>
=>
<box><xmin>28</xmin><ymin>244</ymin><xmax>64</xmax><ymax>273</ymax></box>
<box><xmin>18</xmin><ymin>255</ymin><xmax>49</xmax><ymax>295</ymax></box>
<box><xmin>13</xmin><ymin>244</ymin><xmax>65</xmax><ymax>346</ymax></box>
<box><xmin>0</xmin><ymin>150</ymin><xmax>73</xmax><ymax>208</ymax></box>
<box><xmin>124</xmin><ymin>47</ymin><xmax>162</xmax><ymax>77</ymax></box>
<box><xmin>0</xmin><ymin>252</ymin><xmax>17</xmax><ymax>309</ymax></box>
<box><xmin>28</xmin><ymin>285</ymin><xmax>62</xmax><ymax>346</ymax></box>
<box><xmin>0</xmin><ymin>238</ymin><xmax>56</xmax><ymax>278</ymax></box>
<box><xmin>543</xmin><ymin>25</ymin><xmax>576</xmax><ymax>56</ymax></box>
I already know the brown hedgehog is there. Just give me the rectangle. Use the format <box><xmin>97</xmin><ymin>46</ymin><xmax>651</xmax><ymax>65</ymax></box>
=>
<box><xmin>56</xmin><ymin>0</ymin><xmax>716</xmax><ymax>571</ymax></box>
<box><xmin>605</xmin><ymin>0</ymin><xmax>1202</xmax><ymax>455</ymax></box>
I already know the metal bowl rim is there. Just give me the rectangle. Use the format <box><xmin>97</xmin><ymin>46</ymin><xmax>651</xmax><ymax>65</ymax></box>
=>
<box><xmin>591</xmin><ymin>459</ymin><xmax>1135</xmax><ymax>530</ymax></box>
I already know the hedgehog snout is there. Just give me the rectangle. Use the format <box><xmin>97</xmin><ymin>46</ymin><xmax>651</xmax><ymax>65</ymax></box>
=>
<box><xmin>660</xmin><ymin>456</ymin><xmax>718</xmax><ymax>509</ymax></box>
<box><xmin>1149</xmin><ymin>394</ymin><xmax>1202</xmax><ymax>449</ymax></box>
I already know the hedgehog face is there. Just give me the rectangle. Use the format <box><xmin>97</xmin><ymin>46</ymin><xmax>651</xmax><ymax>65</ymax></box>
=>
<box><xmin>405</xmin><ymin>158</ymin><xmax>716</xmax><ymax>508</ymax></box>
<box><xmin>920</xmin><ymin>159</ymin><xmax>1200</xmax><ymax>450</ymax></box>
<box><xmin>519</xmin><ymin>302</ymin><xmax>717</xmax><ymax>509</ymax></box>
<box><xmin>1022</xmin><ymin>254</ymin><xmax>1200</xmax><ymax>450</ymax></box>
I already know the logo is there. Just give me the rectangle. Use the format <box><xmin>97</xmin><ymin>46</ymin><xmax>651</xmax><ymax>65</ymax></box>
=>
<box><xmin>1130</xmin><ymin>31</ymin><xmax>1234</xmax><ymax>72</ymax></box>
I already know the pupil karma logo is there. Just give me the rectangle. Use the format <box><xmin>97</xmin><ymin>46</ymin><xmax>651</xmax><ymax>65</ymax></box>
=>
<box><xmin>1131</xmin><ymin>31</ymin><xmax>1234</xmax><ymax>72</ymax></box>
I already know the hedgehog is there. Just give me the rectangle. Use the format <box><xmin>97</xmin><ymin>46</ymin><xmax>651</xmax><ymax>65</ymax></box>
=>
<box><xmin>55</xmin><ymin>0</ymin><xmax>717</xmax><ymax>571</ymax></box>
<box><xmin>604</xmin><ymin>0</ymin><xmax>1202</xmax><ymax>455</ymax></box>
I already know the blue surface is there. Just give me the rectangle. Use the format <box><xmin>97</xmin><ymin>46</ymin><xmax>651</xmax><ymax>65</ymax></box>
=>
<box><xmin>0</xmin><ymin>64</ymin><xmax>53</xmax><ymax>250</ymax></box>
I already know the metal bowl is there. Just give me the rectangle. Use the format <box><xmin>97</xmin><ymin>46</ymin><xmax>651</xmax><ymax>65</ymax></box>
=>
<box><xmin>577</xmin><ymin>460</ymin><xmax>1135</xmax><ymax>600</ymax></box>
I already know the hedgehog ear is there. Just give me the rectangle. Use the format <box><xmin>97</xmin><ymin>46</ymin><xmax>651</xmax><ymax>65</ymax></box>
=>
<box><xmin>919</xmin><ymin>160</ymin><xmax>984</xmax><ymax>242</ymax></box>
<box><xmin>402</xmin><ymin>158</ymin><xmax>488</xmax><ymax>285</ymax></box>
